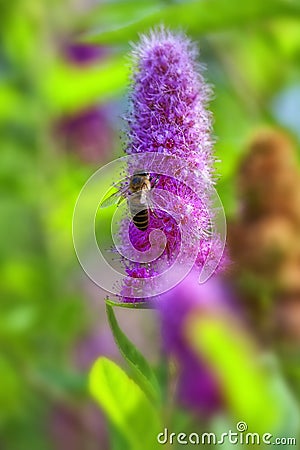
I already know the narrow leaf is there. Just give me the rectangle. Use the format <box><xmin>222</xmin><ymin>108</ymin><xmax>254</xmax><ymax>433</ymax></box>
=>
<box><xmin>82</xmin><ymin>0</ymin><xmax>300</xmax><ymax>45</ymax></box>
<box><xmin>106</xmin><ymin>304</ymin><xmax>160</xmax><ymax>404</ymax></box>
<box><xmin>77</xmin><ymin>0</ymin><xmax>162</xmax><ymax>33</ymax></box>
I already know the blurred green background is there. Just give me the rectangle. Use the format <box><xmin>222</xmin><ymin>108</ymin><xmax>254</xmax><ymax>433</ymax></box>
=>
<box><xmin>1</xmin><ymin>0</ymin><xmax>300</xmax><ymax>449</ymax></box>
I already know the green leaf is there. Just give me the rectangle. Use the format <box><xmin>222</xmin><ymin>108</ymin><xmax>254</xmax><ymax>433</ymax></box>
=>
<box><xmin>43</xmin><ymin>56</ymin><xmax>129</xmax><ymax>115</ymax></box>
<box><xmin>106</xmin><ymin>304</ymin><xmax>160</xmax><ymax>404</ymax></box>
<box><xmin>89</xmin><ymin>357</ymin><xmax>161</xmax><ymax>450</ymax></box>
<box><xmin>82</xmin><ymin>0</ymin><xmax>300</xmax><ymax>45</ymax></box>
<box><xmin>77</xmin><ymin>0</ymin><xmax>163</xmax><ymax>35</ymax></box>
<box><xmin>109</xmin><ymin>422</ymin><xmax>131</xmax><ymax>450</ymax></box>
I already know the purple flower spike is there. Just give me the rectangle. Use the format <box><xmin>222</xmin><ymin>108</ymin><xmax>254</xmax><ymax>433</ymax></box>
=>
<box><xmin>118</xmin><ymin>28</ymin><xmax>223</xmax><ymax>302</ymax></box>
<box><xmin>126</xmin><ymin>27</ymin><xmax>213</xmax><ymax>167</ymax></box>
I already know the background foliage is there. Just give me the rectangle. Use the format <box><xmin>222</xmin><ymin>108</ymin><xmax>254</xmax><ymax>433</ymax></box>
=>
<box><xmin>1</xmin><ymin>0</ymin><xmax>300</xmax><ymax>449</ymax></box>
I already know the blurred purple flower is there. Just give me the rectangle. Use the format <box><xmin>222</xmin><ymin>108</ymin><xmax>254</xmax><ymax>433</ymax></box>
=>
<box><xmin>55</xmin><ymin>42</ymin><xmax>113</xmax><ymax>163</ymax></box>
<box><xmin>49</xmin><ymin>402</ymin><xmax>109</xmax><ymax>450</ymax></box>
<box><xmin>159</xmin><ymin>271</ymin><xmax>232</xmax><ymax>416</ymax></box>
<box><xmin>63</xmin><ymin>42</ymin><xmax>108</xmax><ymax>66</ymax></box>
<box><xmin>119</xmin><ymin>28</ymin><xmax>222</xmax><ymax>301</ymax></box>
<box><xmin>56</xmin><ymin>107</ymin><xmax>114</xmax><ymax>163</ymax></box>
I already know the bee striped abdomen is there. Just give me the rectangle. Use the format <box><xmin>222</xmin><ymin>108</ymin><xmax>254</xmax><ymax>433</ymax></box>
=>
<box><xmin>133</xmin><ymin>209</ymin><xmax>149</xmax><ymax>231</ymax></box>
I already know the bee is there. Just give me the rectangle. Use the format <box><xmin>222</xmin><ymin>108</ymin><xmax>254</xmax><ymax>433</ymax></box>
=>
<box><xmin>100</xmin><ymin>172</ymin><xmax>158</xmax><ymax>231</ymax></box>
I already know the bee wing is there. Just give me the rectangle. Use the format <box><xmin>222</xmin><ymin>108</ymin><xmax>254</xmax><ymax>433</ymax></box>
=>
<box><xmin>139</xmin><ymin>189</ymin><xmax>149</xmax><ymax>205</ymax></box>
<box><xmin>148</xmin><ymin>190</ymin><xmax>167</xmax><ymax>211</ymax></box>
<box><xmin>100</xmin><ymin>192</ymin><xmax>122</xmax><ymax>208</ymax></box>
<box><xmin>100</xmin><ymin>185</ymin><xmax>129</xmax><ymax>208</ymax></box>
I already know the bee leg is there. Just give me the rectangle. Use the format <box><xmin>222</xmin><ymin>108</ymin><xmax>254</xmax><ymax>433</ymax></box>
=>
<box><xmin>151</xmin><ymin>209</ymin><xmax>159</xmax><ymax>219</ymax></box>
<box><xmin>150</xmin><ymin>175</ymin><xmax>160</xmax><ymax>188</ymax></box>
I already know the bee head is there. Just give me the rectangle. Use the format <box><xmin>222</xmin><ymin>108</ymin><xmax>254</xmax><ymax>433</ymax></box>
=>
<box><xmin>133</xmin><ymin>171</ymin><xmax>149</xmax><ymax>177</ymax></box>
<box><xmin>130</xmin><ymin>171</ymin><xmax>150</xmax><ymax>190</ymax></box>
